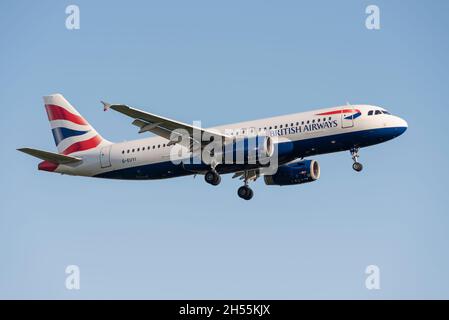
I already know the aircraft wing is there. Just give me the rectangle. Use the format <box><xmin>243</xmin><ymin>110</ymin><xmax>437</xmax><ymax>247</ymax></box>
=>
<box><xmin>102</xmin><ymin>102</ymin><xmax>230</xmax><ymax>149</ymax></box>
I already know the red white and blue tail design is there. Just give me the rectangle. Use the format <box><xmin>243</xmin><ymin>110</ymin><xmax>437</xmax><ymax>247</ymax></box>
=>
<box><xmin>44</xmin><ymin>94</ymin><xmax>107</xmax><ymax>155</ymax></box>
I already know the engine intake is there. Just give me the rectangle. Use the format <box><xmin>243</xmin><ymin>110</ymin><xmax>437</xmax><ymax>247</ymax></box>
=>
<box><xmin>264</xmin><ymin>160</ymin><xmax>320</xmax><ymax>186</ymax></box>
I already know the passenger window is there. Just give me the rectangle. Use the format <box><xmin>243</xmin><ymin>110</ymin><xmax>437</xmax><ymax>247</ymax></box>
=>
<box><xmin>301</xmin><ymin>121</ymin><xmax>304</xmax><ymax>125</ymax></box>
<box><xmin>152</xmin><ymin>145</ymin><xmax>155</xmax><ymax>149</ymax></box>
<box><xmin>127</xmin><ymin>150</ymin><xmax>130</xmax><ymax>153</ymax></box>
<box><xmin>280</xmin><ymin>125</ymin><xmax>283</xmax><ymax>128</ymax></box>
<box><xmin>296</xmin><ymin>122</ymin><xmax>299</xmax><ymax>126</ymax></box>
<box><xmin>317</xmin><ymin>119</ymin><xmax>320</xmax><ymax>123</ymax></box>
<box><xmin>307</xmin><ymin>120</ymin><xmax>310</xmax><ymax>124</ymax></box>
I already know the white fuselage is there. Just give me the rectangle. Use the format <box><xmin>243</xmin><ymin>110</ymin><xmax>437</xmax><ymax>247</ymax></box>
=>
<box><xmin>52</xmin><ymin>104</ymin><xmax>408</xmax><ymax>179</ymax></box>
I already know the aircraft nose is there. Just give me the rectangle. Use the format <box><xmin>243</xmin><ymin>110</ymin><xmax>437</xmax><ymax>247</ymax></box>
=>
<box><xmin>398</xmin><ymin>117</ymin><xmax>408</xmax><ymax>129</ymax></box>
<box><xmin>392</xmin><ymin>116</ymin><xmax>408</xmax><ymax>137</ymax></box>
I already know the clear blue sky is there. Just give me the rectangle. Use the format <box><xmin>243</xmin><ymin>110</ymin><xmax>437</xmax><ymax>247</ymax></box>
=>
<box><xmin>1</xmin><ymin>0</ymin><xmax>448</xmax><ymax>299</ymax></box>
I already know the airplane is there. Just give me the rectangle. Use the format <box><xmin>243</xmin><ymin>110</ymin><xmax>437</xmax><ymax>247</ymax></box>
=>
<box><xmin>18</xmin><ymin>94</ymin><xmax>407</xmax><ymax>200</ymax></box>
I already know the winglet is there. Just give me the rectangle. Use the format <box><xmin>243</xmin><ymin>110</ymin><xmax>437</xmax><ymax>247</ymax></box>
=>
<box><xmin>101</xmin><ymin>101</ymin><xmax>111</xmax><ymax>111</ymax></box>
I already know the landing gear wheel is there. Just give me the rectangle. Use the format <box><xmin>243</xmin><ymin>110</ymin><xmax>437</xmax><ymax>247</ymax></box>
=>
<box><xmin>247</xmin><ymin>188</ymin><xmax>254</xmax><ymax>200</ymax></box>
<box><xmin>205</xmin><ymin>170</ymin><xmax>221</xmax><ymax>186</ymax></box>
<box><xmin>238</xmin><ymin>185</ymin><xmax>253</xmax><ymax>200</ymax></box>
<box><xmin>352</xmin><ymin>162</ymin><xmax>363</xmax><ymax>172</ymax></box>
<box><xmin>211</xmin><ymin>174</ymin><xmax>221</xmax><ymax>185</ymax></box>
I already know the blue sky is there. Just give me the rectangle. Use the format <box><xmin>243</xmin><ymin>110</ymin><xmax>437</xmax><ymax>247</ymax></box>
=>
<box><xmin>1</xmin><ymin>0</ymin><xmax>449</xmax><ymax>299</ymax></box>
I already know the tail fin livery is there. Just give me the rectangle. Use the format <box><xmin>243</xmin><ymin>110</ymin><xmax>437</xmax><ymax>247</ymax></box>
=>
<box><xmin>44</xmin><ymin>94</ymin><xmax>107</xmax><ymax>155</ymax></box>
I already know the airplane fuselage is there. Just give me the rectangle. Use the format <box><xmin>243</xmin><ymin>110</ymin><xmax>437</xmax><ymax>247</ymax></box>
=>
<box><xmin>51</xmin><ymin>104</ymin><xmax>407</xmax><ymax>180</ymax></box>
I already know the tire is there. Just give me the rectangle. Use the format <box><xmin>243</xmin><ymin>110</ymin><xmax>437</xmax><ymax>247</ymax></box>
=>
<box><xmin>205</xmin><ymin>171</ymin><xmax>219</xmax><ymax>184</ymax></box>
<box><xmin>238</xmin><ymin>186</ymin><xmax>248</xmax><ymax>198</ymax></box>
<box><xmin>352</xmin><ymin>162</ymin><xmax>363</xmax><ymax>172</ymax></box>
<box><xmin>238</xmin><ymin>186</ymin><xmax>253</xmax><ymax>200</ymax></box>
<box><xmin>211</xmin><ymin>174</ymin><xmax>221</xmax><ymax>186</ymax></box>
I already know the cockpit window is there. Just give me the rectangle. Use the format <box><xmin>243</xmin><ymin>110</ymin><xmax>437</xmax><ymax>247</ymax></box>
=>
<box><xmin>368</xmin><ymin>109</ymin><xmax>391</xmax><ymax>116</ymax></box>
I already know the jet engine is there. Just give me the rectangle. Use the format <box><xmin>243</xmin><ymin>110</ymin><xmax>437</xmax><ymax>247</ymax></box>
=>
<box><xmin>264</xmin><ymin>160</ymin><xmax>320</xmax><ymax>186</ymax></box>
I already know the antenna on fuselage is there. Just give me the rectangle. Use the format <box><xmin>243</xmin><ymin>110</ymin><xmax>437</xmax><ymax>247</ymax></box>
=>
<box><xmin>346</xmin><ymin>101</ymin><xmax>355</xmax><ymax>112</ymax></box>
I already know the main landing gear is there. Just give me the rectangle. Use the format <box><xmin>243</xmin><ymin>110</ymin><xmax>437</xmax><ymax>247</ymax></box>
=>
<box><xmin>238</xmin><ymin>185</ymin><xmax>253</xmax><ymax>200</ymax></box>
<box><xmin>350</xmin><ymin>147</ymin><xmax>363</xmax><ymax>172</ymax></box>
<box><xmin>204</xmin><ymin>169</ymin><xmax>221</xmax><ymax>186</ymax></box>
<box><xmin>205</xmin><ymin>168</ymin><xmax>254</xmax><ymax>200</ymax></box>
<box><xmin>237</xmin><ymin>171</ymin><xmax>254</xmax><ymax>200</ymax></box>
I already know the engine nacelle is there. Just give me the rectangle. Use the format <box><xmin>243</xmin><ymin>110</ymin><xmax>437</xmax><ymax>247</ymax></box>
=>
<box><xmin>264</xmin><ymin>160</ymin><xmax>320</xmax><ymax>186</ymax></box>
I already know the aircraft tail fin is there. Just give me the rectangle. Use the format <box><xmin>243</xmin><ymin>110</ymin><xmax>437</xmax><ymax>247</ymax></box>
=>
<box><xmin>43</xmin><ymin>94</ymin><xmax>107</xmax><ymax>154</ymax></box>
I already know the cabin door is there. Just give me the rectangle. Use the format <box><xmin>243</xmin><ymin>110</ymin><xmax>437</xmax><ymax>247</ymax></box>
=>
<box><xmin>100</xmin><ymin>145</ymin><xmax>112</xmax><ymax>168</ymax></box>
<box><xmin>341</xmin><ymin>107</ymin><xmax>354</xmax><ymax>128</ymax></box>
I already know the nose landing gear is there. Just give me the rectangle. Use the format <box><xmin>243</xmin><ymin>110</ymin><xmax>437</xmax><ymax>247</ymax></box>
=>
<box><xmin>352</xmin><ymin>161</ymin><xmax>363</xmax><ymax>172</ymax></box>
<box><xmin>350</xmin><ymin>147</ymin><xmax>363</xmax><ymax>172</ymax></box>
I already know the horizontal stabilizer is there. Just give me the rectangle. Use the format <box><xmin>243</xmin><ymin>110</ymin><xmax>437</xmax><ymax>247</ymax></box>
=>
<box><xmin>17</xmin><ymin>148</ymin><xmax>82</xmax><ymax>164</ymax></box>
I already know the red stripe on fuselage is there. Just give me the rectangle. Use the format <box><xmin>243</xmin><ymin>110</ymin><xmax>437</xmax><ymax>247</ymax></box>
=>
<box><xmin>316</xmin><ymin>109</ymin><xmax>361</xmax><ymax>116</ymax></box>
<box><xmin>62</xmin><ymin>135</ymin><xmax>102</xmax><ymax>155</ymax></box>
<box><xmin>45</xmin><ymin>104</ymin><xmax>88</xmax><ymax>125</ymax></box>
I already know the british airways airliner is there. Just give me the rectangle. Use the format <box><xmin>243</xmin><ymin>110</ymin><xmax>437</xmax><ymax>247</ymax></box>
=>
<box><xmin>18</xmin><ymin>94</ymin><xmax>407</xmax><ymax>200</ymax></box>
